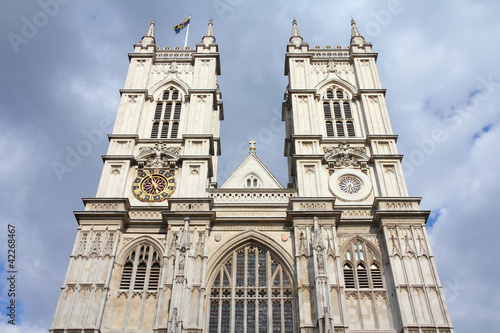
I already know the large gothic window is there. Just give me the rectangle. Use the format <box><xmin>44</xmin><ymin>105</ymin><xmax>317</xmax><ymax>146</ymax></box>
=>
<box><xmin>119</xmin><ymin>243</ymin><xmax>161</xmax><ymax>291</ymax></box>
<box><xmin>343</xmin><ymin>239</ymin><xmax>384</xmax><ymax>290</ymax></box>
<box><xmin>323</xmin><ymin>87</ymin><xmax>355</xmax><ymax>138</ymax></box>
<box><xmin>151</xmin><ymin>87</ymin><xmax>182</xmax><ymax>139</ymax></box>
<box><xmin>208</xmin><ymin>244</ymin><xmax>294</xmax><ymax>333</ymax></box>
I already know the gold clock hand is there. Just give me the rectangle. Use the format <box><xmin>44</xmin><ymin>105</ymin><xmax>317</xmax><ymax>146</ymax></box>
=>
<box><xmin>147</xmin><ymin>174</ymin><xmax>159</xmax><ymax>193</ymax></box>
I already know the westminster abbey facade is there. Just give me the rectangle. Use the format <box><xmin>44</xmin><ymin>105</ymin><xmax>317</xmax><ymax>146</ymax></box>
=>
<box><xmin>50</xmin><ymin>18</ymin><xmax>454</xmax><ymax>333</ymax></box>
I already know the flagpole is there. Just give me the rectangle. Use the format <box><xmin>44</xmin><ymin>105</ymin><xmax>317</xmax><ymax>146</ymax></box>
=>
<box><xmin>184</xmin><ymin>14</ymin><xmax>191</xmax><ymax>48</ymax></box>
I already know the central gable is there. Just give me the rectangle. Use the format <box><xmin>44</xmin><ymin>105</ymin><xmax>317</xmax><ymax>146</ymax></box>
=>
<box><xmin>220</xmin><ymin>152</ymin><xmax>284</xmax><ymax>189</ymax></box>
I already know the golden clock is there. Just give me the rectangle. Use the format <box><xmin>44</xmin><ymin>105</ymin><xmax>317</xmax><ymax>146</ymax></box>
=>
<box><xmin>132</xmin><ymin>169</ymin><xmax>176</xmax><ymax>202</ymax></box>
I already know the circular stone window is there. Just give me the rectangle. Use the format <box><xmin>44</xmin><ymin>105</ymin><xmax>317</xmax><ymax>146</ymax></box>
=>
<box><xmin>338</xmin><ymin>175</ymin><xmax>362</xmax><ymax>194</ymax></box>
<box><xmin>329</xmin><ymin>169</ymin><xmax>372</xmax><ymax>201</ymax></box>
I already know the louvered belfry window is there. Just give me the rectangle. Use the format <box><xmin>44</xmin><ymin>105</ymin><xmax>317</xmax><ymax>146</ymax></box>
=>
<box><xmin>150</xmin><ymin>87</ymin><xmax>182</xmax><ymax>139</ymax></box>
<box><xmin>119</xmin><ymin>243</ymin><xmax>161</xmax><ymax>291</ymax></box>
<box><xmin>208</xmin><ymin>244</ymin><xmax>294</xmax><ymax>332</ymax></box>
<box><xmin>343</xmin><ymin>239</ymin><xmax>384</xmax><ymax>290</ymax></box>
<box><xmin>323</xmin><ymin>87</ymin><xmax>356</xmax><ymax>137</ymax></box>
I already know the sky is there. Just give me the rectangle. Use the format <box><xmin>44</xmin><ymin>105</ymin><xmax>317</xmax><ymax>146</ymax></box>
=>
<box><xmin>0</xmin><ymin>0</ymin><xmax>499</xmax><ymax>332</ymax></box>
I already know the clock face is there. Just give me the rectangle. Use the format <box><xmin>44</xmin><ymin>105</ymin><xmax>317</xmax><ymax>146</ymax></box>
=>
<box><xmin>132</xmin><ymin>169</ymin><xmax>176</xmax><ymax>202</ymax></box>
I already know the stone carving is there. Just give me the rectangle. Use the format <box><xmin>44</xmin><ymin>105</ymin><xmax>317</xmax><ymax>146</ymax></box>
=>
<box><xmin>128</xmin><ymin>95</ymin><xmax>138</xmax><ymax>104</ymax></box>
<box><xmin>129</xmin><ymin>211</ymin><xmax>162</xmax><ymax>219</ymax></box>
<box><xmin>195</xmin><ymin>232</ymin><xmax>204</xmax><ymax>257</ymax></box>
<box><xmin>178</xmin><ymin>254</ymin><xmax>185</xmax><ymax>271</ymax></box>
<box><xmin>415</xmin><ymin>228</ymin><xmax>428</xmax><ymax>255</ymax></box>
<box><xmin>89</xmin><ymin>203</ymin><xmax>118</xmax><ymax>211</ymax></box>
<box><xmin>385</xmin><ymin>202</ymin><xmax>414</xmax><ymax>210</ymax></box>
<box><xmin>324</xmin><ymin>143</ymin><xmax>368</xmax><ymax>173</ymax></box>
<box><xmin>76</xmin><ymin>232</ymin><xmax>88</xmax><ymax>256</ymax></box>
<box><xmin>214</xmin><ymin>234</ymin><xmax>221</xmax><ymax>242</ymax></box>
<box><xmin>304</xmin><ymin>165</ymin><xmax>315</xmax><ymax>174</ymax></box>
<box><xmin>190</xmin><ymin>165</ymin><xmax>200</xmax><ymax>175</ymax></box>
<box><xmin>88</xmin><ymin>232</ymin><xmax>102</xmax><ymax>256</ymax></box>
<box><xmin>368</xmin><ymin>95</ymin><xmax>379</xmax><ymax>104</ymax></box>
<box><xmin>313</xmin><ymin>218</ymin><xmax>325</xmax><ymax>251</ymax></box>
<box><xmin>168</xmin><ymin>307</ymin><xmax>179</xmax><ymax>333</ymax></box>
<box><xmin>319</xmin><ymin>306</ymin><xmax>334</xmax><ymax>333</ymax></box>
<box><xmin>342</xmin><ymin>210</ymin><xmax>372</xmax><ymax>218</ymax></box>
<box><xmin>326</xmin><ymin>236</ymin><xmax>335</xmax><ymax>258</ymax></box>
<box><xmin>401</xmin><ymin>229</ymin><xmax>415</xmax><ymax>254</ymax></box>
<box><xmin>111</xmin><ymin>166</ymin><xmax>121</xmax><ymax>175</ymax></box>
<box><xmin>178</xmin><ymin>218</ymin><xmax>190</xmax><ymax>252</ymax></box>
<box><xmin>137</xmin><ymin>143</ymin><xmax>180</xmax><ymax>169</ymax></box>
<box><xmin>209</xmin><ymin>191</ymin><xmax>294</xmax><ymax>203</ymax></box>
<box><xmin>168</xmin><ymin>233</ymin><xmax>178</xmax><ymax>258</ymax></box>
<box><xmin>299</xmin><ymin>230</ymin><xmax>308</xmax><ymax>257</ymax></box>
<box><xmin>390</xmin><ymin>229</ymin><xmax>401</xmax><ymax>255</ymax></box>
<box><xmin>299</xmin><ymin>202</ymin><xmax>327</xmax><ymax>210</ymax></box>
<box><xmin>312</xmin><ymin>51</ymin><xmax>350</xmax><ymax>58</ymax></box>
<box><xmin>103</xmin><ymin>232</ymin><xmax>115</xmax><ymax>256</ymax></box>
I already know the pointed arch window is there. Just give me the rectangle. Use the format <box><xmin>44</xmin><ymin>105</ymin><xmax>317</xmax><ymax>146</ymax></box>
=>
<box><xmin>323</xmin><ymin>87</ymin><xmax>356</xmax><ymax>137</ymax></box>
<box><xmin>151</xmin><ymin>87</ymin><xmax>183</xmax><ymax>139</ymax></box>
<box><xmin>119</xmin><ymin>243</ymin><xmax>162</xmax><ymax>291</ymax></box>
<box><xmin>343</xmin><ymin>239</ymin><xmax>384</xmax><ymax>290</ymax></box>
<box><xmin>208</xmin><ymin>244</ymin><xmax>294</xmax><ymax>332</ymax></box>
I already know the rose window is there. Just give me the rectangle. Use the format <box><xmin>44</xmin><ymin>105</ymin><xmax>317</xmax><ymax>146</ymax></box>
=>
<box><xmin>338</xmin><ymin>176</ymin><xmax>362</xmax><ymax>194</ymax></box>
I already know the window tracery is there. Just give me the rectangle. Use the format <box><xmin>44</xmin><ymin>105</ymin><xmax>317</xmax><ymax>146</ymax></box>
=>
<box><xmin>323</xmin><ymin>87</ymin><xmax>355</xmax><ymax>137</ymax></box>
<box><xmin>151</xmin><ymin>87</ymin><xmax>182</xmax><ymax>139</ymax></box>
<box><xmin>343</xmin><ymin>239</ymin><xmax>384</xmax><ymax>290</ymax></box>
<box><xmin>119</xmin><ymin>243</ymin><xmax>161</xmax><ymax>291</ymax></box>
<box><xmin>208</xmin><ymin>244</ymin><xmax>293</xmax><ymax>332</ymax></box>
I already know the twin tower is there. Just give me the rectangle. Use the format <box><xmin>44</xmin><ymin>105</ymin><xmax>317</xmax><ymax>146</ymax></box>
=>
<box><xmin>50</xmin><ymin>19</ymin><xmax>454</xmax><ymax>333</ymax></box>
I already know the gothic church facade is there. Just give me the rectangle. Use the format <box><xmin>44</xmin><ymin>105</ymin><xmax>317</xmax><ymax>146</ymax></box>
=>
<box><xmin>50</xmin><ymin>18</ymin><xmax>454</xmax><ymax>333</ymax></box>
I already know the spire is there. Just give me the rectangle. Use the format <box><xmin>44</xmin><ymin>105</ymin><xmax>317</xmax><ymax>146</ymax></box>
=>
<box><xmin>289</xmin><ymin>18</ymin><xmax>303</xmax><ymax>46</ymax></box>
<box><xmin>350</xmin><ymin>17</ymin><xmax>360</xmax><ymax>37</ymax></box>
<box><xmin>350</xmin><ymin>17</ymin><xmax>366</xmax><ymax>45</ymax></box>
<box><xmin>201</xmin><ymin>18</ymin><xmax>216</xmax><ymax>45</ymax></box>
<box><xmin>140</xmin><ymin>18</ymin><xmax>156</xmax><ymax>44</ymax></box>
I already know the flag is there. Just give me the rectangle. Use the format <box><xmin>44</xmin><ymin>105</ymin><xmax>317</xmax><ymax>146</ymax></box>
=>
<box><xmin>174</xmin><ymin>15</ymin><xmax>190</xmax><ymax>34</ymax></box>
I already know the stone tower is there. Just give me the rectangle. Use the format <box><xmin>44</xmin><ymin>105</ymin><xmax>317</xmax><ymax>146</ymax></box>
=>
<box><xmin>50</xmin><ymin>18</ymin><xmax>454</xmax><ymax>333</ymax></box>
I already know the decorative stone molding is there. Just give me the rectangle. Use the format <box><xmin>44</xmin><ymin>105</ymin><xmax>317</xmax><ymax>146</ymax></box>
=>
<box><xmin>324</xmin><ymin>143</ymin><xmax>369</xmax><ymax>173</ymax></box>
<box><xmin>209</xmin><ymin>190</ymin><xmax>295</xmax><ymax>204</ymax></box>
<box><xmin>136</xmin><ymin>143</ymin><xmax>180</xmax><ymax>170</ymax></box>
<box><xmin>129</xmin><ymin>210</ymin><xmax>162</xmax><ymax>220</ymax></box>
<box><xmin>103</xmin><ymin>232</ymin><xmax>115</xmax><ymax>256</ymax></box>
<box><xmin>176</xmin><ymin>203</ymin><xmax>203</xmax><ymax>211</ymax></box>
<box><xmin>88</xmin><ymin>203</ymin><xmax>119</xmax><ymax>211</ymax></box>
<box><xmin>341</xmin><ymin>210</ymin><xmax>373</xmax><ymax>218</ymax></box>
<box><xmin>385</xmin><ymin>201</ymin><xmax>415</xmax><ymax>210</ymax></box>
<box><xmin>299</xmin><ymin>202</ymin><xmax>327</xmax><ymax>210</ymax></box>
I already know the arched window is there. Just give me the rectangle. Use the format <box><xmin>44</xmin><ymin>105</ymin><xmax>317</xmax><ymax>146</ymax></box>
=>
<box><xmin>343</xmin><ymin>239</ymin><xmax>384</xmax><ymax>290</ymax></box>
<box><xmin>151</xmin><ymin>87</ymin><xmax>182</xmax><ymax>139</ymax></box>
<box><xmin>208</xmin><ymin>244</ymin><xmax>294</xmax><ymax>332</ymax></box>
<box><xmin>119</xmin><ymin>243</ymin><xmax>162</xmax><ymax>291</ymax></box>
<box><xmin>322</xmin><ymin>87</ymin><xmax>356</xmax><ymax>137</ymax></box>
<box><xmin>243</xmin><ymin>174</ymin><xmax>262</xmax><ymax>188</ymax></box>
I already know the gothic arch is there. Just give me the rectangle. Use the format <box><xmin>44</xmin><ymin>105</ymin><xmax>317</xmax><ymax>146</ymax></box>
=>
<box><xmin>206</xmin><ymin>230</ymin><xmax>294</xmax><ymax>280</ymax></box>
<box><xmin>340</xmin><ymin>235</ymin><xmax>382</xmax><ymax>261</ymax></box>
<box><xmin>150</xmin><ymin>78</ymin><xmax>189</xmax><ymax>100</ymax></box>
<box><xmin>315</xmin><ymin>77</ymin><xmax>359</xmax><ymax>98</ymax></box>
<box><xmin>115</xmin><ymin>235</ymin><xmax>165</xmax><ymax>265</ymax></box>
<box><xmin>205</xmin><ymin>230</ymin><xmax>295</xmax><ymax>332</ymax></box>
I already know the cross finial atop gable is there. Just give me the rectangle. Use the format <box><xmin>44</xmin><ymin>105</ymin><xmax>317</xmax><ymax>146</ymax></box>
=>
<box><xmin>249</xmin><ymin>139</ymin><xmax>256</xmax><ymax>153</ymax></box>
